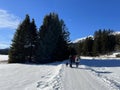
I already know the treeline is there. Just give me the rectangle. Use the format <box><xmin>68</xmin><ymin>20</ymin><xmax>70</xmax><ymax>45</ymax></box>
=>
<box><xmin>8</xmin><ymin>13</ymin><xmax>70</xmax><ymax>63</ymax></box>
<box><xmin>74</xmin><ymin>29</ymin><xmax>120</xmax><ymax>56</ymax></box>
<box><xmin>0</xmin><ymin>48</ymin><xmax>9</xmax><ymax>55</ymax></box>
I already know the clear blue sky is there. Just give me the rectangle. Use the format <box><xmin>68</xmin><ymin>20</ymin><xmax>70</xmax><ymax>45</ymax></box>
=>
<box><xmin>0</xmin><ymin>0</ymin><xmax>120</xmax><ymax>48</ymax></box>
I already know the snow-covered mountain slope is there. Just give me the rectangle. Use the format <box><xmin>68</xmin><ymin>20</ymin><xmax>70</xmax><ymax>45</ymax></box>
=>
<box><xmin>112</xmin><ymin>31</ymin><xmax>120</xmax><ymax>35</ymax></box>
<box><xmin>72</xmin><ymin>35</ymin><xmax>93</xmax><ymax>43</ymax></box>
<box><xmin>73</xmin><ymin>31</ymin><xmax>120</xmax><ymax>43</ymax></box>
<box><xmin>0</xmin><ymin>55</ymin><xmax>120</xmax><ymax>90</ymax></box>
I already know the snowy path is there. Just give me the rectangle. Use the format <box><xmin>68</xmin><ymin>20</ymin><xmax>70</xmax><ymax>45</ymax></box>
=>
<box><xmin>62</xmin><ymin>65</ymin><xmax>110</xmax><ymax>90</ymax></box>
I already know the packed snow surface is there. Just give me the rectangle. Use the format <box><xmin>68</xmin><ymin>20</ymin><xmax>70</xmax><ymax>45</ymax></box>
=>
<box><xmin>0</xmin><ymin>63</ymin><xmax>62</xmax><ymax>90</ymax></box>
<box><xmin>0</xmin><ymin>55</ymin><xmax>120</xmax><ymax>90</ymax></box>
<box><xmin>0</xmin><ymin>54</ymin><xmax>8</xmax><ymax>61</ymax></box>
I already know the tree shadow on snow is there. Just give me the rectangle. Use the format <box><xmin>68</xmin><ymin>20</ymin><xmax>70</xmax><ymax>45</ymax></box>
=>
<box><xmin>80</xmin><ymin>59</ymin><xmax>120</xmax><ymax>67</ymax></box>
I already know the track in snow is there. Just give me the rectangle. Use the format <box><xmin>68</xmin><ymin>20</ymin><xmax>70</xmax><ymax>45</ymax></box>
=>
<box><xmin>62</xmin><ymin>64</ymin><xmax>110</xmax><ymax>90</ymax></box>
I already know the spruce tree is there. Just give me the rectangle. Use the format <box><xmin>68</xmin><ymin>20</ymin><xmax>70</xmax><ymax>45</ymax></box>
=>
<box><xmin>36</xmin><ymin>13</ymin><xmax>60</xmax><ymax>63</ymax></box>
<box><xmin>115</xmin><ymin>34</ymin><xmax>120</xmax><ymax>51</ymax></box>
<box><xmin>93</xmin><ymin>29</ymin><xmax>115</xmax><ymax>55</ymax></box>
<box><xmin>93</xmin><ymin>30</ymin><xmax>102</xmax><ymax>55</ymax></box>
<box><xmin>108</xmin><ymin>34</ymin><xmax>116</xmax><ymax>52</ymax></box>
<box><xmin>78</xmin><ymin>41</ymin><xmax>84</xmax><ymax>55</ymax></box>
<box><xmin>25</xmin><ymin>19</ymin><xmax>38</xmax><ymax>62</ymax></box>
<box><xmin>36</xmin><ymin>13</ymin><xmax>70</xmax><ymax>63</ymax></box>
<box><xmin>81</xmin><ymin>37</ymin><xmax>93</xmax><ymax>56</ymax></box>
<box><xmin>8</xmin><ymin>14</ymin><xmax>31</xmax><ymax>63</ymax></box>
<box><xmin>52</xmin><ymin>20</ymin><xmax>70</xmax><ymax>61</ymax></box>
<box><xmin>68</xmin><ymin>43</ymin><xmax>77</xmax><ymax>56</ymax></box>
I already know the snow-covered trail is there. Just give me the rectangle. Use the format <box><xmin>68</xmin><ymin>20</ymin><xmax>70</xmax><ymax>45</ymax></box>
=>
<box><xmin>62</xmin><ymin>65</ymin><xmax>110</xmax><ymax>90</ymax></box>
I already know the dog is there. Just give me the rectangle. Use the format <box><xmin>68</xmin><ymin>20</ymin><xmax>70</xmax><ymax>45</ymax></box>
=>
<box><xmin>66</xmin><ymin>62</ymin><xmax>69</xmax><ymax>67</ymax></box>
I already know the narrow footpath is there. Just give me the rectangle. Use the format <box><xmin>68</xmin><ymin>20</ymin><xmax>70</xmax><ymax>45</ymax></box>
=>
<box><xmin>62</xmin><ymin>64</ymin><xmax>110</xmax><ymax>90</ymax></box>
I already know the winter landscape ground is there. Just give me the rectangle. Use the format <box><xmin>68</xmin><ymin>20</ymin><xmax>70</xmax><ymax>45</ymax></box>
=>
<box><xmin>0</xmin><ymin>54</ymin><xmax>120</xmax><ymax>90</ymax></box>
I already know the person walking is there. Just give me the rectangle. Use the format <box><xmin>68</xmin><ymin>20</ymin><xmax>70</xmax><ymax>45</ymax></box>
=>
<box><xmin>75</xmin><ymin>55</ymin><xmax>80</xmax><ymax>68</ymax></box>
<box><xmin>69</xmin><ymin>55</ymin><xmax>73</xmax><ymax>67</ymax></box>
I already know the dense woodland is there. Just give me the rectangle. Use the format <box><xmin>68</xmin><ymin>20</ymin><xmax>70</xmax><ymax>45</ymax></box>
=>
<box><xmin>8</xmin><ymin>13</ymin><xmax>120</xmax><ymax>63</ymax></box>
<box><xmin>8</xmin><ymin>13</ymin><xmax>70</xmax><ymax>63</ymax></box>
<box><xmin>0</xmin><ymin>48</ymin><xmax>9</xmax><ymax>55</ymax></box>
<box><xmin>73</xmin><ymin>30</ymin><xmax>120</xmax><ymax>56</ymax></box>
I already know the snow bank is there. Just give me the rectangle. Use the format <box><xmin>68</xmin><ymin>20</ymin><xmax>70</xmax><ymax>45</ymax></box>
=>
<box><xmin>26</xmin><ymin>64</ymin><xmax>63</xmax><ymax>90</ymax></box>
<box><xmin>0</xmin><ymin>63</ymin><xmax>63</xmax><ymax>90</ymax></box>
<box><xmin>0</xmin><ymin>55</ymin><xmax>8</xmax><ymax>63</ymax></box>
<box><xmin>0</xmin><ymin>55</ymin><xmax>8</xmax><ymax>60</ymax></box>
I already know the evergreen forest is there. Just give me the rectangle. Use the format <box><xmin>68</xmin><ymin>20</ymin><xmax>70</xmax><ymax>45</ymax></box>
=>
<box><xmin>8</xmin><ymin>13</ymin><xmax>70</xmax><ymax>63</ymax></box>
<box><xmin>8</xmin><ymin>13</ymin><xmax>120</xmax><ymax>63</ymax></box>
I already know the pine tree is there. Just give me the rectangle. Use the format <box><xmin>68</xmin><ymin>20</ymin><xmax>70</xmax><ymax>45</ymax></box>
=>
<box><xmin>25</xmin><ymin>19</ymin><xmax>38</xmax><ymax>62</ymax></box>
<box><xmin>68</xmin><ymin>43</ymin><xmax>77</xmax><ymax>56</ymax></box>
<box><xmin>36</xmin><ymin>13</ymin><xmax>70</xmax><ymax>63</ymax></box>
<box><xmin>73</xmin><ymin>42</ymin><xmax>81</xmax><ymax>55</ymax></box>
<box><xmin>81</xmin><ymin>37</ymin><xmax>93</xmax><ymax>56</ymax></box>
<box><xmin>8</xmin><ymin>14</ymin><xmax>31</xmax><ymax>63</ymax></box>
<box><xmin>36</xmin><ymin>13</ymin><xmax>60</xmax><ymax>63</ymax></box>
<box><xmin>78</xmin><ymin>42</ymin><xmax>84</xmax><ymax>55</ymax></box>
<box><xmin>93</xmin><ymin>29</ymin><xmax>115</xmax><ymax>55</ymax></box>
<box><xmin>52</xmin><ymin>20</ymin><xmax>70</xmax><ymax>61</ymax></box>
<box><xmin>93</xmin><ymin>29</ymin><xmax>103</xmax><ymax>55</ymax></box>
<box><xmin>101</xmin><ymin>29</ymin><xmax>109</xmax><ymax>54</ymax></box>
<box><xmin>108</xmin><ymin>34</ymin><xmax>116</xmax><ymax>52</ymax></box>
<box><xmin>115</xmin><ymin>34</ymin><xmax>120</xmax><ymax>51</ymax></box>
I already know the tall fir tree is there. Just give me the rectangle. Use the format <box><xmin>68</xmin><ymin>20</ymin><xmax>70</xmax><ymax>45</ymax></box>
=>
<box><xmin>93</xmin><ymin>29</ymin><xmax>102</xmax><ymax>55</ymax></box>
<box><xmin>9</xmin><ymin>14</ymin><xmax>31</xmax><ymax>63</ymax></box>
<box><xmin>52</xmin><ymin>20</ymin><xmax>70</xmax><ymax>61</ymax></box>
<box><xmin>108</xmin><ymin>34</ymin><xmax>116</xmax><ymax>52</ymax></box>
<box><xmin>8</xmin><ymin>14</ymin><xmax>38</xmax><ymax>63</ymax></box>
<box><xmin>93</xmin><ymin>29</ymin><xmax>115</xmax><ymax>55</ymax></box>
<box><xmin>25</xmin><ymin>19</ymin><xmax>38</xmax><ymax>62</ymax></box>
<box><xmin>36</xmin><ymin>13</ymin><xmax>70</xmax><ymax>63</ymax></box>
<box><xmin>77</xmin><ymin>41</ymin><xmax>84</xmax><ymax>55</ymax></box>
<box><xmin>115</xmin><ymin>34</ymin><xmax>120</xmax><ymax>51</ymax></box>
<box><xmin>84</xmin><ymin>37</ymin><xmax>93</xmax><ymax>56</ymax></box>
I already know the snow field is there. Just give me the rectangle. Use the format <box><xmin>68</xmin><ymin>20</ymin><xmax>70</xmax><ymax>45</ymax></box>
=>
<box><xmin>0</xmin><ymin>55</ymin><xmax>120</xmax><ymax>90</ymax></box>
<box><xmin>0</xmin><ymin>54</ymin><xmax>8</xmax><ymax>62</ymax></box>
<box><xmin>0</xmin><ymin>63</ymin><xmax>63</xmax><ymax>90</ymax></box>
